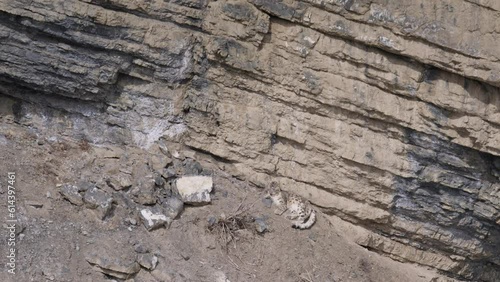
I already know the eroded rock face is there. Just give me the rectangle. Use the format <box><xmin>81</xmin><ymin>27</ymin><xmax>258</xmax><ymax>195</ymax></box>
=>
<box><xmin>1</xmin><ymin>0</ymin><xmax>499</xmax><ymax>280</ymax></box>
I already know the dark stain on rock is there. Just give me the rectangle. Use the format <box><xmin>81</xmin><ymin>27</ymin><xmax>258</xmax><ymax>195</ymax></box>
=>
<box><xmin>250</xmin><ymin>0</ymin><xmax>306</xmax><ymax>21</ymax></box>
<box><xmin>389</xmin><ymin>128</ymin><xmax>500</xmax><ymax>281</ymax></box>
<box><xmin>191</xmin><ymin>77</ymin><xmax>211</xmax><ymax>91</ymax></box>
<box><xmin>421</xmin><ymin>67</ymin><xmax>440</xmax><ymax>83</ymax></box>
<box><xmin>270</xmin><ymin>133</ymin><xmax>278</xmax><ymax>146</ymax></box>
<box><xmin>303</xmin><ymin>71</ymin><xmax>323</xmax><ymax>95</ymax></box>
<box><xmin>11</xmin><ymin>100</ymin><xmax>23</xmax><ymax>122</ymax></box>
<box><xmin>426</xmin><ymin>104</ymin><xmax>449</xmax><ymax>124</ymax></box>
<box><xmin>223</xmin><ymin>2</ymin><xmax>255</xmax><ymax>22</ymax></box>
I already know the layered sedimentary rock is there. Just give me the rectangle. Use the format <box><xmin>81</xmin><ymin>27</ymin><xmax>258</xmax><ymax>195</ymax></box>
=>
<box><xmin>0</xmin><ymin>0</ymin><xmax>499</xmax><ymax>280</ymax></box>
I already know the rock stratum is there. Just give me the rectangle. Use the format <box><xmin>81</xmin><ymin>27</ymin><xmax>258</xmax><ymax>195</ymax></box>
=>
<box><xmin>0</xmin><ymin>0</ymin><xmax>499</xmax><ymax>280</ymax></box>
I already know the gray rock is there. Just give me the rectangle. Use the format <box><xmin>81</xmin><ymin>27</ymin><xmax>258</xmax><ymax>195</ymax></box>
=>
<box><xmin>161</xmin><ymin>167</ymin><xmax>177</xmax><ymax>180</ymax></box>
<box><xmin>176</xmin><ymin>176</ymin><xmax>213</xmax><ymax>205</ymax></box>
<box><xmin>85</xmin><ymin>246</ymin><xmax>140</xmax><ymax>279</ymax></box>
<box><xmin>162</xmin><ymin>197</ymin><xmax>184</xmax><ymax>219</ymax></box>
<box><xmin>59</xmin><ymin>184</ymin><xmax>84</xmax><ymax>206</ymax></box>
<box><xmin>26</xmin><ymin>200</ymin><xmax>43</xmax><ymax>209</ymax></box>
<box><xmin>154</xmin><ymin>174</ymin><xmax>165</xmax><ymax>187</ymax></box>
<box><xmin>254</xmin><ymin>217</ymin><xmax>268</xmax><ymax>234</ymax></box>
<box><xmin>0</xmin><ymin>134</ymin><xmax>7</xmax><ymax>146</ymax></box>
<box><xmin>76</xmin><ymin>180</ymin><xmax>95</xmax><ymax>192</ymax></box>
<box><xmin>134</xmin><ymin>243</ymin><xmax>149</xmax><ymax>254</ymax></box>
<box><xmin>207</xmin><ymin>216</ymin><xmax>217</xmax><ymax>227</ymax></box>
<box><xmin>113</xmin><ymin>192</ymin><xmax>137</xmax><ymax>211</ymax></box>
<box><xmin>106</xmin><ymin>173</ymin><xmax>133</xmax><ymax>191</ymax></box>
<box><xmin>157</xmin><ymin>140</ymin><xmax>170</xmax><ymax>156</ymax></box>
<box><xmin>158</xmin><ymin>181</ymin><xmax>173</xmax><ymax>198</ymax></box>
<box><xmin>131</xmin><ymin>177</ymin><xmax>157</xmax><ymax>205</ymax></box>
<box><xmin>137</xmin><ymin>253</ymin><xmax>158</xmax><ymax>270</ymax></box>
<box><xmin>124</xmin><ymin>217</ymin><xmax>137</xmax><ymax>226</ymax></box>
<box><xmin>182</xmin><ymin>158</ymin><xmax>203</xmax><ymax>175</ymax></box>
<box><xmin>149</xmin><ymin>154</ymin><xmax>172</xmax><ymax>172</ymax></box>
<box><xmin>83</xmin><ymin>187</ymin><xmax>113</xmax><ymax>220</ymax></box>
<box><xmin>139</xmin><ymin>206</ymin><xmax>172</xmax><ymax>231</ymax></box>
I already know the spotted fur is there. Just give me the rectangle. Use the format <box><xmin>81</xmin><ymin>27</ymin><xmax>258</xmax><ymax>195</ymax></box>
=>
<box><xmin>265</xmin><ymin>181</ymin><xmax>316</xmax><ymax>229</ymax></box>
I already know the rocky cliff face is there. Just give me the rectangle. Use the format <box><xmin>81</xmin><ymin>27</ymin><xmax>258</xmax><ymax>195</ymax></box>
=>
<box><xmin>1</xmin><ymin>0</ymin><xmax>499</xmax><ymax>280</ymax></box>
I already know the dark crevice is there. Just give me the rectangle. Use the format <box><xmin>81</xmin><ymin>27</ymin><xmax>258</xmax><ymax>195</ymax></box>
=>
<box><xmin>0</xmin><ymin>12</ymin><xmax>129</xmax><ymax>58</ymax></box>
<box><xmin>85</xmin><ymin>0</ymin><xmax>208</xmax><ymax>34</ymax></box>
<box><xmin>270</xmin><ymin>134</ymin><xmax>305</xmax><ymax>149</ymax></box>
<box><xmin>186</xmin><ymin>145</ymin><xmax>238</xmax><ymax>164</ymax></box>
<box><xmin>0</xmin><ymin>76</ymin><xmax>108</xmax><ymax>113</ymax></box>
<box><xmin>0</xmin><ymin>11</ymin><xmax>199</xmax><ymax>77</ymax></box>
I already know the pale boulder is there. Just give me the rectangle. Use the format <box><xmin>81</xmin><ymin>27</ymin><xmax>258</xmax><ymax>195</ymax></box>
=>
<box><xmin>176</xmin><ymin>176</ymin><xmax>213</xmax><ymax>205</ymax></box>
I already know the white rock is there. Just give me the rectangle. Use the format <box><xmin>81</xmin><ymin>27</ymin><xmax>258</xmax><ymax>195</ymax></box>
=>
<box><xmin>140</xmin><ymin>208</ymin><xmax>171</xmax><ymax>231</ymax></box>
<box><xmin>137</xmin><ymin>253</ymin><xmax>158</xmax><ymax>270</ymax></box>
<box><xmin>176</xmin><ymin>176</ymin><xmax>213</xmax><ymax>205</ymax></box>
<box><xmin>214</xmin><ymin>271</ymin><xmax>231</xmax><ymax>282</ymax></box>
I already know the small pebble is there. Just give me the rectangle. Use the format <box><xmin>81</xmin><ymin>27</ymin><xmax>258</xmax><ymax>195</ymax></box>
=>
<box><xmin>255</xmin><ymin>218</ymin><xmax>268</xmax><ymax>234</ymax></box>
<box><xmin>207</xmin><ymin>216</ymin><xmax>217</xmax><ymax>227</ymax></box>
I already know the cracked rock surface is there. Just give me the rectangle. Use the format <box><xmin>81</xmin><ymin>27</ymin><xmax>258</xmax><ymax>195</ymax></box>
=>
<box><xmin>0</xmin><ymin>0</ymin><xmax>499</xmax><ymax>280</ymax></box>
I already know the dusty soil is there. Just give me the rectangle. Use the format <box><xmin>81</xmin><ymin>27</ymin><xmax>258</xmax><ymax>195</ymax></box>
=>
<box><xmin>0</xmin><ymin>121</ymin><xmax>447</xmax><ymax>282</ymax></box>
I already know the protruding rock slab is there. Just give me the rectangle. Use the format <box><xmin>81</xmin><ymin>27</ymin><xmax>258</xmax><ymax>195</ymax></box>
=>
<box><xmin>59</xmin><ymin>184</ymin><xmax>83</xmax><ymax>206</ymax></box>
<box><xmin>176</xmin><ymin>176</ymin><xmax>213</xmax><ymax>205</ymax></box>
<box><xmin>83</xmin><ymin>187</ymin><xmax>113</xmax><ymax>220</ymax></box>
<box><xmin>85</xmin><ymin>244</ymin><xmax>140</xmax><ymax>279</ymax></box>
<box><xmin>106</xmin><ymin>173</ymin><xmax>133</xmax><ymax>191</ymax></box>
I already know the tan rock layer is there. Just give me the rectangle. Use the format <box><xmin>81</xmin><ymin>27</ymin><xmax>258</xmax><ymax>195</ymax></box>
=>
<box><xmin>0</xmin><ymin>0</ymin><xmax>499</xmax><ymax>280</ymax></box>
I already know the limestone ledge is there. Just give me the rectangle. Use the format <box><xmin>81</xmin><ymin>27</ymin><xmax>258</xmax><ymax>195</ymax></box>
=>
<box><xmin>0</xmin><ymin>0</ymin><xmax>499</xmax><ymax>280</ymax></box>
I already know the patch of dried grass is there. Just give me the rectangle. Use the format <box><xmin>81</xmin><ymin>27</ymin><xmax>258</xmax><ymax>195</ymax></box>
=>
<box><xmin>207</xmin><ymin>212</ymin><xmax>255</xmax><ymax>250</ymax></box>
